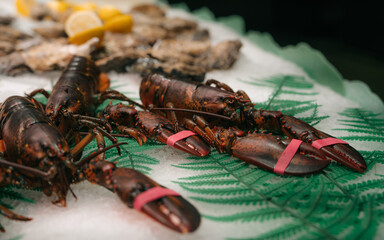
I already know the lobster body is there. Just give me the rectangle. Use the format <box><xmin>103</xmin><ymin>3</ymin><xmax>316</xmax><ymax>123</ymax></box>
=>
<box><xmin>29</xmin><ymin>55</ymin><xmax>118</xmax><ymax>148</ymax></box>
<box><xmin>0</xmin><ymin>96</ymin><xmax>74</xmax><ymax>204</ymax></box>
<box><xmin>140</xmin><ymin>74</ymin><xmax>366</xmax><ymax>173</ymax></box>
<box><xmin>140</xmin><ymin>74</ymin><xmax>247</xmax><ymax>127</ymax></box>
<box><xmin>46</xmin><ymin>56</ymin><xmax>101</xmax><ymax>119</ymax></box>
<box><xmin>103</xmin><ymin>103</ymin><xmax>211</xmax><ymax>156</ymax></box>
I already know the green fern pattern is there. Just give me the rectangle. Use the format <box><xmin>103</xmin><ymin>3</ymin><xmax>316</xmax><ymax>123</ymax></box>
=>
<box><xmin>241</xmin><ymin>75</ymin><xmax>328</xmax><ymax>126</ymax></box>
<box><xmin>0</xmin><ymin>186</ymin><xmax>35</xmax><ymax>237</ymax></box>
<box><xmin>175</xmin><ymin>150</ymin><xmax>384</xmax><ymax>239</ymax></box>
<box><xmin>334</xmin><ymin>108</ymin><xmax>384</xmax><ymax>143</ymax></box>
<box><xmin>82</xmin><ymin>137</ymin><xmax>161</xmax><ymax>175</ymax></box>
<box><xmin>173</xmin><ymin>75</ymin><xmax>384</xmax><ymax>239</ymax></box>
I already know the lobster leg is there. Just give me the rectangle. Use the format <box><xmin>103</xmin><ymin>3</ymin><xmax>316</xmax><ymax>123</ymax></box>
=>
<box><xmin>184</xmin><ymin>115</ymin><xmax>246</xmax><ymax>154</ymax></box>
<box><xmin>184</xmin><ymin>116</ymin><xmax>224</xmax><ymax>153</ymax></box>
<box><xmin>205</xmin><ymin>79</ymin><xmax>234</xmax><ymax>92</ymax></box>
<box><xmin>116</xmin><ymin>125</ymin><xmax>147</xmax><ymax>146</ymax></box>
<box><xmin>251</xmin><ymin>110</ymin><xmax>366</xmax><ymax>172</ymax></box>
<box><xmin>183</xmin><ymin>118</ymin><xmax>220</xmax><ymax>151</ymax></box>
<box><xmin>28</xmin><ymin>88</ymin><xmax>51</xmax><ymax>99</ymax></box>
<box><xmin>77</xmin><ymin>118</ymin><xmax>121</xmax><ymax>155</ymax></box>
<box><xmin>71</xmin><ymin>114</ymin><xmax>112</xmax><ymax>132</ymax></box>
<box><xmin>98</xmin><ymin>89</ymin><xmax>145</xmax><ymax>109</ymax></box>
<box><xmin>0</xmin><ymin>204</ymin><xmax>32</xmax><ymax>232</ymax></box>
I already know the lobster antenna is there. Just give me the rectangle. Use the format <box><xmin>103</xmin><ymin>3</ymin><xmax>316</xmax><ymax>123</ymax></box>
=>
<box><xmin>114</xmin><ymin>96</ymin><xmax>145</xmax><ymax>109</ymax></box>
<box><xmin>79</xmin><ymin>132</ymin><xmax>132</xmax><ymax>139</ymax></box>
<box><xmin>74</xmin><ymin>142</ymin><xmax>127</xmax><ymax>167</ymax></box>
<box><xmin>0</xmin><ymin>159</ymin><xmax>50</xmax><ymax>178</ymax></box>
<box><xmin>101</xmin><ymin>89</ymin><xmax>146</xmax><ymax>109</ymax></box>
<box><xmin>150</xmin><ymin>108</ymin><xmax>233</xmax><ymax>121</ymax></box>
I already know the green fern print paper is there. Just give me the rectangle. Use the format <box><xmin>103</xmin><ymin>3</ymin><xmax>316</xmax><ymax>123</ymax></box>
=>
<box><xmin>1</xmin><ymin>3</ymin><xmax>384</xmax><ymax>240</ymax></box>
<box><xmin>174</xmin><ymin>75</ymin><xmax>384</xmax><ymax>239</ymax></box>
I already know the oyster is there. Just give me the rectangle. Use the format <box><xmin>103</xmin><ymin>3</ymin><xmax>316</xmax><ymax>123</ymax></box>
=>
<box><xmin>0</xmin><ymin>38</ymin><xmax>98</xmax><ymax>75</ymax></box>
<box><xmin>1</xmin><ymin>4</ymin><xmax>242</xmax><ymax>81</ymax></box>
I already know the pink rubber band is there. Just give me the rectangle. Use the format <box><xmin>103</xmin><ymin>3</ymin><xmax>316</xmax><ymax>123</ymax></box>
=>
<box><xmin>312</xmin><ymin>138</ymin><xmax>348</xmax><ymax>150</ymax></box>
<box><xmin>274</xmin><ymin>139</ymin><xmax>303</xmax><ymax>175</ymax></box>
<box><xmin>166</xmin><ymin>130</ymin><xmax>197</xmax><ymax>147</ymax></box>
<box><xmin>133</xmin><ymin>186</ymin><xmax>181</xmax><ymax>211</ymax></box>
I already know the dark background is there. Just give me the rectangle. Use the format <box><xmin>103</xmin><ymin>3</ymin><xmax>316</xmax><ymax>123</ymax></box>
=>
<box><xmin>168</xmin><ymin>0</ymin><xmax>384</xmax><ymax>101</ymax></box>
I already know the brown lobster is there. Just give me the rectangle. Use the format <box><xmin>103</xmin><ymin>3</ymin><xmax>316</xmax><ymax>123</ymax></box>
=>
<box><xmin>101</xmin><ymin>100</ymin><xmax>210</xmax><ymax>157</ymax></box>
<box><xmin>28</xmin><ymin>55</ymin><xmax>118</xmax><ymax>147</ymax></box>
<box><xmin>139</xmin><ymin>73</ymin><xmax>366</xmax><ymax>175</ymax></box>
<box><xmin>0</xmin><ymin>95</ymin><xmax>123</xmax><ymax>232</ymax></box>
<box><xmin>29</xmin><ymin>55</ymin><xmax>210</xmax><ymax>157</ymax></box>
<box><xmin>26</xmin><ymin>56</ymin><xmax>202</xmax><ymax>232</ymax></box>
<box><xmin>0</xmin><ymin>95</ymin><xmax>200</xmax><ymax>233</ymax></box>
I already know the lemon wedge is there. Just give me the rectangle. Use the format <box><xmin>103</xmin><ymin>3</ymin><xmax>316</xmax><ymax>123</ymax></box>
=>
<box><xmin>104</xmin><ymin>14</ymin><xmax>133</xmax><ymax>33</ymax></box>
<box><xmin>15</xmin><ymin>0</ymin><xmax>36</xmax><ymax>17</ymax></box>
<box><xmin>97</xmin><ymin>5</ymin><xmax>122</xmax><ymax>22</ymax></box>
<box><xmin>69</xmin><ymin>26</ymin><xmax>105</xmax><ymax>45</ymax></box>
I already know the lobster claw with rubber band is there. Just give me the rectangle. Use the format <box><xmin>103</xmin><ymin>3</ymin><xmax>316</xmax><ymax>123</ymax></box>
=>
<box><xmin>251</xmin><ymin>110</ymin><xmax>367</xmax><ymax>172</ymax></box>
<box><xmin>84</xmin><ymin>159</ymin><xmax>201</xmax><ymax>233</ymax></box>
<box><xmin>139</xmin><ymin>73</ymin><xmax>367</xmax><ymax>175</ymax></box>
<box><xmin>100</xmin><ymin>95</ymin><xmax>211</xmax><ymax>157</ymax></box>
<box><xmin>209</xmin><ymin>127</ymin><xmax>330</xmax><ymax>176</ymax></box>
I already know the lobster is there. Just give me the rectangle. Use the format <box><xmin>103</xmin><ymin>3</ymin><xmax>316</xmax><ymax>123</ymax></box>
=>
<box><xmin>101</xmin><ymin>100</ymin><xmax>211</xmax><ymax>157</ymax></box>
<box><xmin>139</xmin><ymin>73</ymin><xmax>367</xmax><ymax>175</ymax></box>
<box><xmin>28</xmin><ymin>55</ymin><xmax>116</xmax><ymax>147</ymax></box>
<box><xmin>27</xmin><ymin>56</ymin><xmax>202</xmax><ymax>232</ymax></box>
<box><xmin>0</xmin><ymin>95</ymin><xmax>201</xmax><ymax>233</ymax></box>
<box><xmin>29</xmin><ymin>55</ymin><xmax>210</xmax><ymax>157</ymax></box>
<box><xmin>0</xmin><ymin>95</ymin><xmax>123</xmax><ymax>232</ymax></box>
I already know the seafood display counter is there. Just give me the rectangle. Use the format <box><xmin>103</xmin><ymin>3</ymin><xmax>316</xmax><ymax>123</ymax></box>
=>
<box><xmin>0</xmin><ymin>1</ymin><xmax>383</xmax><ymax>240</ymax></box>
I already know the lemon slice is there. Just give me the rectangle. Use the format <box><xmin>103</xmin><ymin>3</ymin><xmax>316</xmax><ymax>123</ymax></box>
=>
<box><xmin>65</xmin><ymin>10</ymin><xmax>103</xmax><ymax>37</ymax></box>
<box><xmin>97</xmin><ymin>5</ymin><xmax>122</xmax><ymax>22</ymax></box>
<box><xmin>69</xmin><ymin>26</ymin><xmax>105</xmax><ymax>45</ymax></box>
<box><xmin>15</xmin><ymin>0</ymin><xmax>36</xmax><ymax>16</ymax></box>
<box><xmin>104</xmin><ymin>14</ymin><xmax>133</xmax><ymax>33</ymax></box>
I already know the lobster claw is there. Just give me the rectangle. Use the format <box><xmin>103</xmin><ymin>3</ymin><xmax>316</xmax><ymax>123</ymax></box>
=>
<box><xmin>280</xmin><ymin>115</ymin><xmax>367</xmax><ymax>172</ymax></box>
<box><xmin>155</xmin><ymin>127</ymin><xmax>211</xmax><ymax>157</ymax></box>
<box><xmin>230</xmin><ymin>133</ymin><xmax>330</xmax><ymax>176</ymax></box>
<box><xmin>111</xmin><ymin>168</ymin><xmax>201</xmax><ymax>233</ymax></box>
<box><xmin>137</xmin><ymin>111</ymin><xmax>211</xmax><ymax>157</ymax></box>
